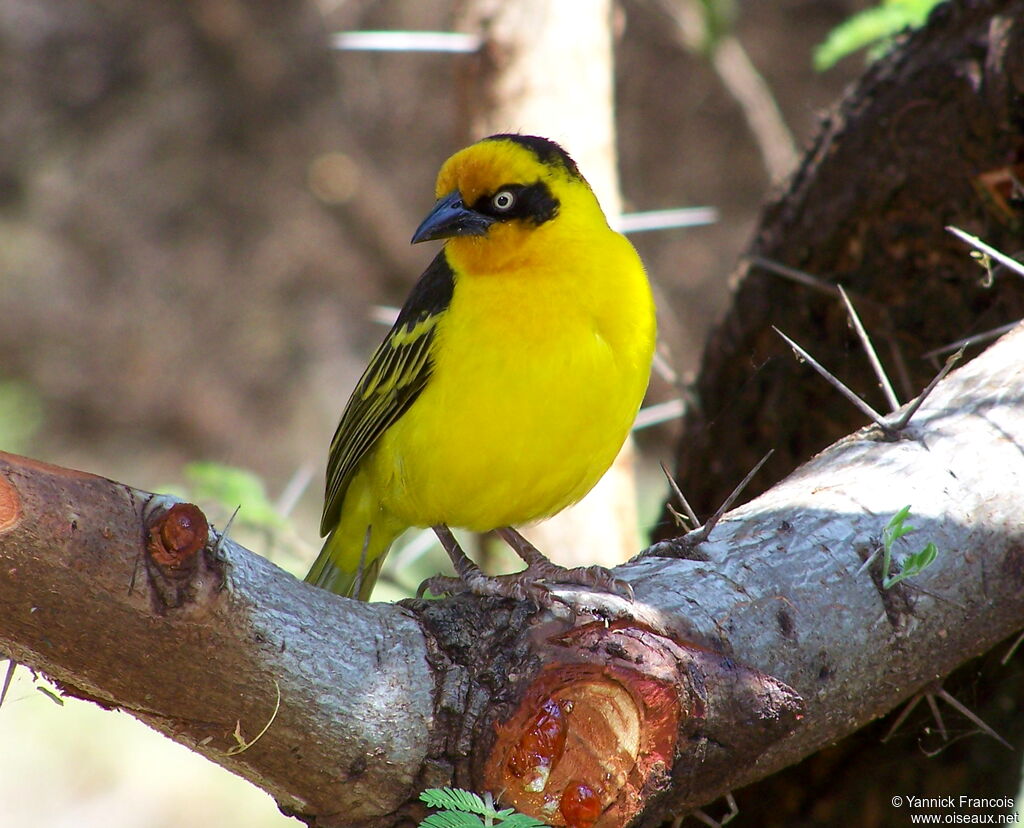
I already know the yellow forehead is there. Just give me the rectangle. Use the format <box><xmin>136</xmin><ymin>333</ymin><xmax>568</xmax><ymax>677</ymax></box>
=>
<box><xmin>434</xmin><ymin>140</ymin><xmax>558</xmax><ymax>203</ymax></box>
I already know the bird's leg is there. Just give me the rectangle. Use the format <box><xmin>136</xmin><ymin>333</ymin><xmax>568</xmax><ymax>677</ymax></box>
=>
<box><xmin>419</xmin><ymin>525</ymin><xmax>559</xmax><ymax>606</ymax></box>
<box><xmin>495</xmin><ymin>527</ymin><xmax>633</xmax><ymax>600</ymax></box>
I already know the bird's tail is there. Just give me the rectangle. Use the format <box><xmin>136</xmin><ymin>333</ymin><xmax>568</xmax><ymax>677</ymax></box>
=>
<box><xmin>305</xmin><ymin>519</ymin><xmax>403</xmax><ymax>600</ymax></box>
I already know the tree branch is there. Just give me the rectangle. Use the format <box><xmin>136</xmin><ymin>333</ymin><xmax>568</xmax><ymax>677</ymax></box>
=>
<box><xmin>3</xmin><ymin>323</ymin><xmax>1024</xmax><ymax>826</ymax></box>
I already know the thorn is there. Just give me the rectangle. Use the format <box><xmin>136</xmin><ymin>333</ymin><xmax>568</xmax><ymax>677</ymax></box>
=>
<box><xmin>887</xmin><ymin>347</ymin><xmax>964</xmax><ymax>431</ymax></box>
<box><xmin>660</xmin><ymin>461</ymin><xmax>700</xmax><ymax>528</ymax></box>
<box><xmin>837</xmin><ymin>285</ymin><xmax>900</xmax><ymax>412</ymax></box>
<box><xmin>921</xmin><ymin>321</ymin><xmax>1018</xmax><ymax>362</ymax></box>
<box><xmin>691</xmin><ymin>792</ymin><xmax>739</xmax><ymax>827</ymax></box>
<box><xmin>748</xmin><ymin>255</ymin><xmax>842</xmax><ymax>299</ymax></box>
<box><xmin>883</xmin><ymin>684</ymin><xmax>1012</xmax><ymax>749</ymax></box>
<box><xmin>885</xmin><ymin>335</ymin><xmax>916</xmax><ymax>403</ymax></box>
<box><xmin>946</xmin><ymin>226</ymin><xmax>1024</xmax><ymax>280</ymax></box>
<box><xmin>1001</xmin><ymin>628</ymin><xmax>1024</xmax><ymax>665</ymax></box>
<box><xmin>855</xmin><ymin>545</ymin><xmax>881</xmax><ymax>576</ymax></box>
<box><xmin>933</xmin><ymin>686</ymin><xmax>1013</xmax><ymax>750</ymax></box>
<box><xmin>776</xmin><ymin>327</ymin><xmax>963</xmax><ymax>435</ymax></box>
<box><xmin>0</xmin><ymin>660</ymin><xmax>16</xmax><ymax>709</ymax></box>
<box><xmin>925</xmin><ymin>692</ymin><xmax>948</xmax><ymax>741</ymax></box>
<box><xmin>213</xmin><ymin>505</ymin><xmax>241</xmax><ymax>558</ymax></box>
<box><xmin>774</xmin><ymin>327</ymin><xmax>889</xmax><ymax>428</ymax></box>
<box><xmin>882</xmin><ymin>694</ymin><xmax>923</xmax><ymax>743</ymax></box>
<box><xmin>685</xmin><ymin>450</ymin><xmax>773</xmax><ymax>546</ymax></box>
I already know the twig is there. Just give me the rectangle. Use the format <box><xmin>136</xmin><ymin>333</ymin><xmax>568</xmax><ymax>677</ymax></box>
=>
<box><xmin>838</xmin><ymin>285</ymin><xmax>900</xmax><ymax>412</ymax></box>
<box><xmin>660</xmin><ymin>461</ymin><xmax>700</xmax><ymax>528</ymax></box>
<box><xmin>331</xmin><ymin>31</ymin><xmax>482</xmax><ymax>53</ymax></box>
<box><xmin>946</xmin><ymin>226</ymin><xmax>1024</xmax><ymax>279</ymax></box>
<box><xmin>654</xmin><ymin>0</ymin><xmax>796</xmax><ymax>182</ymax></box>
<box><xmin>774</xmin><ymin>328</ymin><xmax>888</xmax><ymax>427</ymax></box>
<box><xmin>615</xmin><ymin>207</ymin><xmax>718</xmax><ymax>234</ymax></box>
<box><xmin>225</xmin><ymin>680</ymin><xmax>282</xmax><ymax>755</ymax></box>
<box><xmin>275</xmin><ymin>462</ymin><xmax>315</xmax><ymax>519</ymax></box>
<box><xmin>685</xmin><ymin>450</ymin><xmax>773</xmax><ymax>545</ymax></box>
<box><xmin>634</xmin><ymin>399</ymin><xmax>686</xmax><ymax>430</ymax></box>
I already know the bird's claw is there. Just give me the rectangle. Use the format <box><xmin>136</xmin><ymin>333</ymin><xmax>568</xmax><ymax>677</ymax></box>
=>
<box><xmin>418</xmin><ymin>564</ymin><xmax>632</xmax><ymax>610</ymax></box>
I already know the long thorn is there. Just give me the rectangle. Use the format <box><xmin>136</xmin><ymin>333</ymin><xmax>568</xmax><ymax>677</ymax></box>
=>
<box><xmin>838</xmin><ymin>285</ymin><xmax>900</xmax><ymax>412</ymax></box>
<box><xmin>921</xmin><ymin>321</ymin><xmax>1018</xmax><ymax>361</ymax></box>
<box><xmin>660</xmin><ymin>461</ymin><xmax>700</xmax><ymax>528</ymax></box>
<box><xmin>925</xmin><ymin>691</ymin><xmax>948</xmax><ymax>741</ymax></box>
<box><xmin>889</xmin><ymin>347</ymin><xmax>964</xmax><ymax>431</ymax></box>
<box><xmin>774</xmin><ymin>327</ymin><xmax>889</xmax><ymax>427</ymax></box>
<box><xmin>882</xmin><ymin>694</ymin><xmax>923</xmax><ymax>742</ymax></box>
<box><xmin>1001</xmin><ymin>628</ymin><xmax>1024</xmax><ymax>665</ymax></box>
<box><xmin>934</xmin><ymin>686</ymin><xmax>1013</xmax><ymax>749</ymax></box>
<box><xmin>748</xmin><ymin>256</ymin><xmax>841</xmax><ymax>298</ymax></box>
<box><xmin>946</xmin><ymin>226</ymin><xmax>1024</xmax><ymax>279</ymax></box>
<box><xmin>0</xmin><ymin>660</ymin><xmax>16</xmax><ymax>709</ymax></box>
<box><xmin>687</xmin><ymin>450</ymin><xmax>773</xmax><ymax>545</ymax></box>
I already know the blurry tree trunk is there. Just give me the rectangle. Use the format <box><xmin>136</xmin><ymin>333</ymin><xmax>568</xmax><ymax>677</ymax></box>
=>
<box><xmin>455</xmin><ymin>0</ymin><xmax>641</xmax><ymax>568</ymax></box>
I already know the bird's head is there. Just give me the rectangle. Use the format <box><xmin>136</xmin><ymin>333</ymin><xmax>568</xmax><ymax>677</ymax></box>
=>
<box><xmin>411</xmin><ymin>134</ymin><xmax>605</xmax><ymax>272</ymax></box>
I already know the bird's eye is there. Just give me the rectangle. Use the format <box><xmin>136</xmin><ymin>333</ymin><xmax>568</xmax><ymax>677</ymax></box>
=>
<box><xmin>491</xmin><ymin>190</ymin><xmax>516</xmax><ymax>211</ymax></box>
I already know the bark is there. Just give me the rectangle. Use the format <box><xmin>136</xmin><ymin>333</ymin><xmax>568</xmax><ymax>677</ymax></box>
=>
<box><xmin>3</xmin><ymin>321</ymin><xmax>1024</xmax><ymax>827</ymax></box>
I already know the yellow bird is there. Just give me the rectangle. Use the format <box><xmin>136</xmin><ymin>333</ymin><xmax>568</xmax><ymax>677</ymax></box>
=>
<box><xmin>306</xmin><ymin>134</ymin><xmax>656</xmax><ymax>600</ymax></box>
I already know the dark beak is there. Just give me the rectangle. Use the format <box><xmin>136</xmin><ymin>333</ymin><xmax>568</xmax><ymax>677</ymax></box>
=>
<box><xmin>411</xmin><ymin>190</ymin><xmax>495</xmax><ymax>244</ymax></box>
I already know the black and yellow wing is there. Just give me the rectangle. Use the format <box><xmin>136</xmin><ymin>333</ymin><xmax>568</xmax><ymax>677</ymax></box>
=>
<box><xmin>320</xmin><ymin>252</ymin><xmax>455</xmax><ymax>535</ymax></box>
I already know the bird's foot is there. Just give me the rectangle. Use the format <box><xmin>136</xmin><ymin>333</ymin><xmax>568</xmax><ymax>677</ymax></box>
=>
<box><xmin>417</xmin><ymin>569</ymin><xmax>563</xmax><ymax>608</ymax></box>
<box><xmin>421</xmin><ymin>524</ymin><xmax>634</xmax><ymax>609</ymax></box>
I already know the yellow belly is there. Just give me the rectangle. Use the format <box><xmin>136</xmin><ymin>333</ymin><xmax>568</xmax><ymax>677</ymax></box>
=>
<box><xmin>367</xmin><ymin>254</ymin><xmax>654</xmax><ymax>531</ymax></box>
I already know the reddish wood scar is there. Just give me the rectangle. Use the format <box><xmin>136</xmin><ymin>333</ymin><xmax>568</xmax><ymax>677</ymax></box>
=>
<box><xmin>0</xmin><ymin>475</ymin><xmax>21</xmax><ymax>534</ymax></box>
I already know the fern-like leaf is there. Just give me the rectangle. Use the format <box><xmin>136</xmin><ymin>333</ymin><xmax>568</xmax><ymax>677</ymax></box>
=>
<box><xmin>420</xmin><ymin>788</ymin><xmax>490</xmax><ymax>816</ymax></box>
<box><xmin>499</xmin><ymin>814</ymin><xmax>550</xmax><ymax>828</ymax></box>
<box><xmin>421</xmin><ymin>811</ymin><xmax>485</xmax><ymax>828</ymax></box>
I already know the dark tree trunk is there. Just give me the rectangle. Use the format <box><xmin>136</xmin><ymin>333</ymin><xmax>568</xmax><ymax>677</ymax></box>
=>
<box><xmin>663</xmin><ymin>1</ymin><xmax>1024</xmax><ymax>824</ymax></box>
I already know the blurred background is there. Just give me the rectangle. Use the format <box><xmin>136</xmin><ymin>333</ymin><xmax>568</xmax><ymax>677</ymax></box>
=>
<box><xmin>0</xmin><ymin>0</ymin><xmax>898</xmax><ymax>824</ymax></box>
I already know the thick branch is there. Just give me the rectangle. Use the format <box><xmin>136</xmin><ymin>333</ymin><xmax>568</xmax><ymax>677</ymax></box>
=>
<box><xmin>0</xmin><ymin>461</ymin><xmax>433</xmax><ymax>824</ymax></box>
<box><xmin>2</xmin><ymin>324</ymin><xmax>1024</xmax><ymax>826</ymax></box>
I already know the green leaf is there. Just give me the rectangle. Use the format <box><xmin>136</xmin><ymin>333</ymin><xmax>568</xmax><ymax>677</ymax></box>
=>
<box><xmin>184</xmin><ymin>461</ymin><xmax>287</xmax><ymax>530</ymax></box>
<box><xmin>879</xmin><ymin>506</ymin><xmax>940</xmax><ymax>588</ymax></box>
<box><xmin>498</xmin><ymin>814</ymin><xmax>550</xmax><ymax>828</ymax></box>
<box><xmin>890</xmin><ymin>542</ymin><xmax>939</xmax><ymax>586</ymax></box>
<box><xmin>814</xmin><ymin>0</ymin><xmax>942</xmax><ymax>70</ymax></box>
<box><xmin>420</xmin><ymin>812</ymin><xmax>485</xmax><ymax>828</ymax></box>
<box><xmin>0</xmin><ymin>378</ymin><xmax>44</xmax><ymax>453</ymax></box>
<box><xmin>420</xmin><ymin>788</ymin><xmax>490</xmax><ymax>816</ymax></box>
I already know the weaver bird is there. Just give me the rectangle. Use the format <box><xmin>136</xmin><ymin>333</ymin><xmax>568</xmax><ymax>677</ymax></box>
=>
<box><xmin>306</xmin><ymin>134</ymin><xmax>656</xmax><ymax>601</ymax></box>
